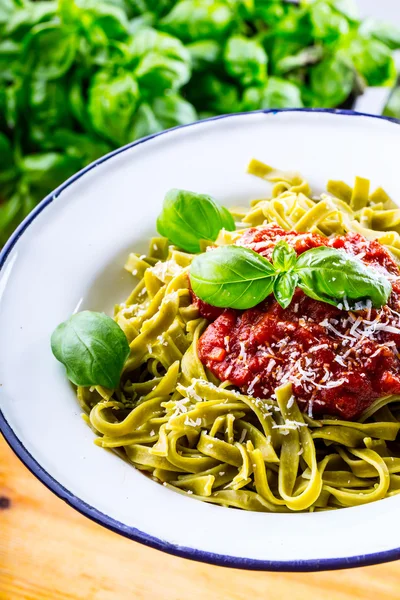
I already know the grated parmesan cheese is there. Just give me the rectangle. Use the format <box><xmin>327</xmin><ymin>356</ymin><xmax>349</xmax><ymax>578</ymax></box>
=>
<box><xmin>309</xmin><ymin>344</ymin><xmax>328</xmax><ymax>353</ymax></box>
<box><xmin>238</xmin><ymin>341</ymin><xmax>247</xmax><ymax>363</ymax></box>
<box><xmin>272</xmin><ymin>420</ymin><xmax>307</xmax><ymax>431</ymax></box>
<box><xmin>238</xmin><ymin>429</ymin><xmax>247</xmax><ymax>444</ymax></box>
<box><xmin>184</xmin><ymin>416</ymin><xmax>202</xmax><ymax>427</ymax></box>
<box><xmin>247</xmin><ymin>374</ymin><xmax>260</xmax><ymax>395</ymax></box>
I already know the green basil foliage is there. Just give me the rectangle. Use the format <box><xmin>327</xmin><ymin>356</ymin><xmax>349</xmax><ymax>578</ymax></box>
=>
<box><xmin>190</xmin><ymin>241</ymin><xmax>392</xmax><ymax>310</ymax></box>
<box><xmin>272</xmin><ymin>240</ymin><xmax>297</xmax><ymax>272</ymax></box>
<box><xmin>360</xmin><ymin>19</ymin><xmax>400</xmax><ymax>50</ymax></box>
<box><xmin>160</xmin><ymin>0</ymin><xmax>234</xmax><ymax>43</ymax></box>
<box><xmin>190</xmin><ymin>245</ymin><xmax>276</xmax><ymax>310</ymax></box>
<box><xmin>157</xmin><ymin>188</ymin><xmax>235</xmax><ymax>253</ymax></box>
<box><xmin>1</xmin><ymin>0</ymin><xmax>400</xmax><ymax>246</ymax></box>
<box><xmin>295</xmin><ymin>246</ymin><xmax>392</xmax><ymax>308</ymax></box>
<box><xmin>384</xmin><ymin>88</ymin><xmax>400</xmax><ymax>120</ymax></box>
<box><xmin>224</xmin><ymin>35</ymin><xmax>268</xmax><ymax>87</ymax></box>
<box><xmin>274</xmin><ymin>272</ymin><xmax>298</xmax><ymax>310</ymax></box>
<box><xmin>51</xmin><ymin>311</ymin><xmax>130</xmax><ymax>388</ymax></box>
<box><xmin>309</xmin><ymin>54</ymin><xmax>355</xmax><ymax>108</ymax></box>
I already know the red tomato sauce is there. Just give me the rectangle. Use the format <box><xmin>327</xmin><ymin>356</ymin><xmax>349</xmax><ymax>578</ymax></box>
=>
<box><xmin>194</xmin><ymin>225</ymin><xmax>400</xmax><ymax>420</ymax></box>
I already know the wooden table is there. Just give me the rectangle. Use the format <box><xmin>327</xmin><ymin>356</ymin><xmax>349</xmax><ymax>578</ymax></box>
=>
<box><xmin>1</xmin><ymin>435</ymin><xmax>400</xmax><ymax>600</ymax></box>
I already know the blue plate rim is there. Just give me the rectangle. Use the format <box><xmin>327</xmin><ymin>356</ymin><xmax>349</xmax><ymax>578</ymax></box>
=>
<box><xmin>1</xmin><ymin>108</ymin><xmax>400</xmax><ymax>572</ymax></box>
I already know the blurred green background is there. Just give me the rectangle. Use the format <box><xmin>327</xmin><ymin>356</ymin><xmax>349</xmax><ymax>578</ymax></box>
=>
<box><xmin>1</xmin><ymin>0</ymin><xmax>400</xmax><ymax>246</ymax></box>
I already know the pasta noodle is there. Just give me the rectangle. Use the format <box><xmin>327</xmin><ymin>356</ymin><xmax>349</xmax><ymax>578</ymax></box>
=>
<box><xmin>77</xmin><ymin>161</ymin><xmax>400</xmax><ymax>512</ymax></box>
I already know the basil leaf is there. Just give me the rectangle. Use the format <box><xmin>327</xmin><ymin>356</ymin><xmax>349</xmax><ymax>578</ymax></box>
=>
<box><xmin>310</xmin><ymin>54</ymin><xmax>354</xmax><ymax>108</ymax></box>
<box><xmin>21</xmin><ymin>152</ymin><xmax>82</xmax><ymax>192</ymax></box>
<box><xmin>384</xmin><ymin>87</ymin><xmax>400</xmax><ymax>120</ymax></box>
<box><xmin>295</xmin><ymin>246</ymin><xmax>391</xmax><ymax>308</ymax></box>
<box><xmin>126</xmin><ymin>26</ymin><xmax>191</xmax><ymax>95</ymax></box>
<box><xmin>160</xmin><ymin>0</ymin><xmax>234</xmax><ymax>43</ymax></box>
<box><xmin>310</xmin><ymin>2</ymin><xmax>349</xmax><ymax>43</ymax></box>
<box><xmin>272</xmin><ymin>240</ymin><xmax>297</xmax><ymax>272</ymax></box>
<box><xmin>129</xmin><ymin>102</ymin><xmax>161</xmax><ymax>140</ymax></box>
<box><xmin>185</xmin><ymin>73</ymin><xmax>241</xmax><ymax>114</ymax></box>
<box><xmin>0</xmin><ymin>131</ymin><xmax>13</xmax><ymax>170</ymax></box>
<box><xmin>88</xmin><ymin>70</ymin><xmax>139</xmax><ymax>146</ymax></box>
<box><xmin>157</xmin><ymin>188</ymin><xmax>235</xmax><ymax>253</ymax></box>
<box><xmin>345</xmin><ymin>38</ymin><xmax>396</xmax><ymax>87</ymax></box>
<box><xmin>360</xmin><ymin>19</ymin><xmax>400</xmax><ymax>50</ymax></box>
<box><xmin>274</xmin><ymin>272</ymin><xmax>298</xmax><ymax>309</ymax></box>
<box><xmin>152</xmin><ymin>93</ymin><xmax>197</xmax><ymax>129</ymax></box>
<box><xmin>259</xmin><ymin>77</ymin><xmax>304</xmax><ymax>110</ymax></box>
<box><xmin>23</xmin><ymin>23</ymin><xmax>78</xmax><ymax>81</ymax></box>
<box><xmin>331</xmin><ymin>0</ymin><xmax>358</xmax><ymax>21</ymax></box>
<box><xmin>219</xmin><ymin>205</ymin><xmax>236</xmax><ymax>230</ymax></box>
<box><xmin>190</xmin><ymin>245</ymin><xmax>276</xmax><ymax>310</ymax></box>
<box><xmin>224</xmin><ymin>35</ymin><xmax>268</xmax><ymax>87</ymax></box>
<box><xmin>187</xmin><ymin>40</ymin><xmax>221</xmax><ymax>71</ymax></box>
<box><xmin>51</xmin><ymin>311</ymin><xmax>130</xmax><ymax>388</ymax></box>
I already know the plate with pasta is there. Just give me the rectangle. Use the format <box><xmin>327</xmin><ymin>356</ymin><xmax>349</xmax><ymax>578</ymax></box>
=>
<box><xmin>2</xmin><ymin>109</ymin><xmax>400</xmax><ymax>570</ymax></box>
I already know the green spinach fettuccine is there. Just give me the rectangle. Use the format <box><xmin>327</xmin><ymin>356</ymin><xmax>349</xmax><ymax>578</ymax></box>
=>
<box><xmin>74</xmin><ymin>164</ymin><xmax>400</xmax><ymax>512</ymax></box>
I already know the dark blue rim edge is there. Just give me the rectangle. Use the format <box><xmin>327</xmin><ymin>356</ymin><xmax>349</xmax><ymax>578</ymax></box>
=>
<box><xmin>1</xmin><ymin>108</ymin><xmax>400</xmax><ymax>572</ymax></box>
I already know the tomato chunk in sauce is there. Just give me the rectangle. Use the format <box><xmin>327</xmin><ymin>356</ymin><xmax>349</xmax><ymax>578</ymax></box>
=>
<box><xmin>194</xmin><ymin>225</ymin><xmax>400</xmax><ymax>420</ymax></box>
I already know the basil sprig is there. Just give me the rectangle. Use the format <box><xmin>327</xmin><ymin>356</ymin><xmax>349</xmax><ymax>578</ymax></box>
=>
<box><xmin>190</xmin><ymin>241</ymin><xmax>392</xmax><ymax>310</ymax></box>
<box><xmin>157</xmin><ymin>188</ymin><xmax>236</xmax><ymax>253</ymax></box>
<box><xmin>51</xmin><ymin>311</ymin><xmax>130</xmax><ymax>388</ymax></box>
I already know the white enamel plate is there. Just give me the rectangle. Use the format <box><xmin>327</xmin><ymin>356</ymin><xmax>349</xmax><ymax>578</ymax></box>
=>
<box><xmin>1</xmin><ymin>110</ymin><xmax>400</xmax><ymax>571</ymax></box>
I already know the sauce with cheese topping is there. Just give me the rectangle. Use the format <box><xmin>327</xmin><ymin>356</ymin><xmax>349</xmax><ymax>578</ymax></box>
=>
<box><xmin>196</xmin><ymin>225</ymin><xmax>400</xmax><ymax>419</ymax></box>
